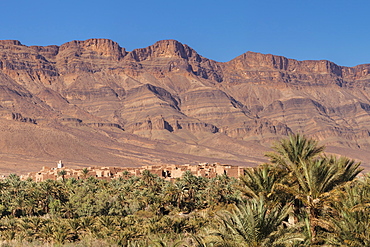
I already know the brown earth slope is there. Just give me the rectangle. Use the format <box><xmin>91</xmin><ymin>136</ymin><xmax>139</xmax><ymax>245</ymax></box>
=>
<box><xmin>1</xmin><ymin>38</ymin><xmax>370</xmax><ymax>174</ymax></box>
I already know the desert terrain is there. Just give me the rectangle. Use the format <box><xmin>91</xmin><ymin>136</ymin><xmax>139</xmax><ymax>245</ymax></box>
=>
<box><xmin>1</xmin><ymin>39</ymin><xmax>370</xmax><ymax>174</ymax></box>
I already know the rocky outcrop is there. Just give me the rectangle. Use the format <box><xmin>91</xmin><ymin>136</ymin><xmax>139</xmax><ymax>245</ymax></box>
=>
<box><xmin>11</xmin><ymin>112</ymin><xmax>36</xmax><ymax>124</ymax></box>
<box><xmin>85</xmin><ymin>122</ymin><xmax>124</xmax><ymax>130</ymax></box>
<box><xmin>1</xmin><ymin>38</ymin><xmax>370</xmax><ymax>173</ymax></box>
<box><xmin>222</xmin><ymin>118</ymin><xmax>292</xmax><ymax>137</ymax></box>
<box><xmin>126</xmin><ymin>40</ymin><xmax>223</xmax><ymax>82</ymax></box>
<box><xmin>59</xmin><ymin>39</ymin><xmax>127</xmax><ymax>60</ymax></box>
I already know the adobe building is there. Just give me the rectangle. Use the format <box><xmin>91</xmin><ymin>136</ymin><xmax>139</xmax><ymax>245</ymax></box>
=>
<box><xmin>23</xmin><ymin>161</ymin><xmax>244</xmax><ymax>182</ymax></box>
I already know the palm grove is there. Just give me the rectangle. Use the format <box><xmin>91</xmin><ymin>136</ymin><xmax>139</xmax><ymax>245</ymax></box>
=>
<box><xmin>0</xmin><ymin>134</ymin><xmax>368</xmax><ymax>246</ymax></box>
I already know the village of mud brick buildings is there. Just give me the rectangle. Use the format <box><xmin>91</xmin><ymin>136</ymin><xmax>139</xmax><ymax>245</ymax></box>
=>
<box><xmin>23</xmin><ymin>161</ymin><xmax>245</xmax><ymax>182</ymax></box>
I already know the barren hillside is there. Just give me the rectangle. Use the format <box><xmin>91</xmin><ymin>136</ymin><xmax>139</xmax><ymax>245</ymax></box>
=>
<box><xmin>1</xmin><ymin>39</ymin><xmax>370</xmax><ymax>174</ymax></box>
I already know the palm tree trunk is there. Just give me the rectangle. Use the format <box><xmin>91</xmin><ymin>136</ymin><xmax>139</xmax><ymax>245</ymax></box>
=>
<box><xmin>307</xmin><ymin>205</ymin><xmax>317</xmax><ymax>244</ymax></box>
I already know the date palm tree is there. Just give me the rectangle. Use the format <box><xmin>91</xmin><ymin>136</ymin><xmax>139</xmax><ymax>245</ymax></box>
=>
<box><xmin>81</xmin><ymin>168</ymin><xmax>90</xmax><ymax>179</ymax></box>
<box><xmin>205</xmin><ymin>196</ymin><xmax>303</xmax><ymax>247</ymax></box>
<box><xmin>267</xmin><ymin>134</ymin><xmax>362</xmax><ymax>244</ymax></box>
<box><xmin>265</xmin><ymin>133</ymin><xmax>325</xmax><ymax>170</ymax></box>
<box><xmin>58</xmin><ymin>169</ymin><xmax>67</xmax><ymax>182</ymax></box>
<box><xmin>326</xmin><ymin>175</ymin><xmax>370</xmax><ymax>246</ymax></box>
<box><xmin>240</xmin><ymin>164</ymin><xmax>288</xmax><ymax>203</ymax></box>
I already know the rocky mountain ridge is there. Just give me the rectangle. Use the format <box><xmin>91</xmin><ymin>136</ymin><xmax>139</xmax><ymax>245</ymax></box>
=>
<box><xmin>1</xmin><ymin>38</ymin><xmax>370</xmax><ymax>174</ymax></box>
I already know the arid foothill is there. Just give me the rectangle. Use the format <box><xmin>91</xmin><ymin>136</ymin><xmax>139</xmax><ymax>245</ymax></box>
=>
<box><xmin>1</xmin><ymin>38</ymin><xmax>370</xmax><ymax>174</ymax></box>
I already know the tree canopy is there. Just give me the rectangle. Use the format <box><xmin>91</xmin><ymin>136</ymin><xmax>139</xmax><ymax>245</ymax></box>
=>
<box><xmin>0</xmin><ymin>134</ymin><xmax>368</xmax><ymax>246</ymax></box>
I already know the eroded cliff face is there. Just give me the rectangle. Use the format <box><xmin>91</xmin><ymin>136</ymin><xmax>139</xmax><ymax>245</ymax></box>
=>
<box><xmin>1</xmin><ymin>38</ymin><xmax>370</xmax><ymax>173</ymax></box>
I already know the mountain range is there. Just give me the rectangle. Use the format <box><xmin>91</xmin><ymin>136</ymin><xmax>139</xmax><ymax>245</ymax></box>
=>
<box><xmin>1</xmin><ymin>38</ymin><xmax>370</xmax><ymax>174</ymax></box>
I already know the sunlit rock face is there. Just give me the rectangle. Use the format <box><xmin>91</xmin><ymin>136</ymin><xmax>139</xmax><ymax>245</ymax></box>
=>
<box><xmin>1</xmin><ymin>38</ymin><xmax>370</xmax><ymax>174</ymax></box>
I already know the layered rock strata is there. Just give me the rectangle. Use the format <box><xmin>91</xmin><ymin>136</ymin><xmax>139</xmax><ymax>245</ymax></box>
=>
<box><xmin>1</xmin><ymin>38</ymin><xmax>370</xmax><ymax>173</ymax></box>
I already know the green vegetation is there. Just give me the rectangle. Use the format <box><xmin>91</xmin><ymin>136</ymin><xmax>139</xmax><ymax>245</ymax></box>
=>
<box><xmin>0</xmin><ymin>134</ymin><xmax>368</xmax><ymax>246</ymax></box>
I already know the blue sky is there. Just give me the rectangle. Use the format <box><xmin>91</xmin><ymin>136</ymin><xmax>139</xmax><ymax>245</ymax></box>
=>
<box><xmin>1</xmin><ymin>0</ymin><xmax>370</xmax><ymax>67</ymax></box>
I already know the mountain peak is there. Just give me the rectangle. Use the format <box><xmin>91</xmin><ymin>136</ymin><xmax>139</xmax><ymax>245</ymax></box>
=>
<box><xmin>59</xmin><ymin>38</ymin><xmax>126</xmax><ymax>60</ymax></box>
<box><xmin>128</xmin><ymin>39</ymin><xmax>199</xmax><ymax>62</ymax></box>
<box><xmin>0</xmin><ymin>40</ymin><xmax>23</xmax><ymax>47</ymax></box>
<box><xmin>227</xmin><ymin>50</ymin><xmax>343</xmax><ymax>76</ymax></box>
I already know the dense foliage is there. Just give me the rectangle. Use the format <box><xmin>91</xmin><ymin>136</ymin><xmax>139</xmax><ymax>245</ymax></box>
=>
<box><xmin>0</xmin><ymin>134</ymin><xmax>369</xmax><ymax>246</ymax></box>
